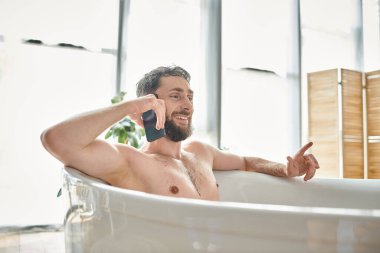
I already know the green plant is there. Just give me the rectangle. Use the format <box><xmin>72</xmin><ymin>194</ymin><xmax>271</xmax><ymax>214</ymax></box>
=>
<box><xmin>105</xmin><ymin>92</ymin><xmax>145</xmax><ymax>148</ymax></box>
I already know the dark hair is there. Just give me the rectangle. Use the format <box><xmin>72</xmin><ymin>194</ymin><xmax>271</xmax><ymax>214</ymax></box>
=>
<box><xmin>136</xmin><ymin>66</ymin><xmax>191</xmax><ymax>97</ymax></box>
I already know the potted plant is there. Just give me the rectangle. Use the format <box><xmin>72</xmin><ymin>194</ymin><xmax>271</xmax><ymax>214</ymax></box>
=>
<box><xmin>104</xmin><ymin>92</ymin><xmax>146</xmax><ymax>148</ymax></box>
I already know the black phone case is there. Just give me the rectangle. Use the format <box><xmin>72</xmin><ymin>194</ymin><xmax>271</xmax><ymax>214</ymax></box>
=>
<box><xmin>142</xmin><ymin>110</ymin><xmax>166</xmax><ymax>142</ymax></box>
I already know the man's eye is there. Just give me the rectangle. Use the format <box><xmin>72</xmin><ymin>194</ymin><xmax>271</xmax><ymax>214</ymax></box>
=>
<box><xmin>170</xmin><ymin>95</ymin><xmax>180</xmax><ymax>100</ymax></box>
<box><xmin>188</xmin><ymin>96</ymin><xmax>193</xmax><ymax>102</ymax></box>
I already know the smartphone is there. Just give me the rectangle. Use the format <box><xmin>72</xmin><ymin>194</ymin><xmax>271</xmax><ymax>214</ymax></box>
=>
<box><xmin>142</xmin><ymin>109</ymin><xmax>166</xmax><ymax>142</ymax></box>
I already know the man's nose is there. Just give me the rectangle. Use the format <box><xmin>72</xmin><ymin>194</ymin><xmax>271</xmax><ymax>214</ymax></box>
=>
<box><xmin>182</xmin><ymin>97</ymin><xmax>193</xmax><ymax>111</ymax></box>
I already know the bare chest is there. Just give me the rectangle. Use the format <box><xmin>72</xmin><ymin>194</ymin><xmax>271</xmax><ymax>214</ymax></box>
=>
<box><xmin>130</xmin><ymin>154</ymin><xmax>219</xmax><ymax>201</ymax></box>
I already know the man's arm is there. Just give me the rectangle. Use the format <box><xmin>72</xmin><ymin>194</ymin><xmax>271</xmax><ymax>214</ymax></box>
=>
<box><xmin>209</xmin><ymin>146</ymin><xmax>287</xmax><ymax>176</ymax></box>
<box><xmin>206</xmin><ymin>142</ymin><xmax>319</xmax><ymax>181</ymax></box>
<box><xmin>40</xmin><ymin>94</ymin><xmax>165</xmax><ymax>184</ymax></box>
<box><xmin>242</xmin><ymin>157</ymin><xmax>287</xmax><ymax>177</ymax></box>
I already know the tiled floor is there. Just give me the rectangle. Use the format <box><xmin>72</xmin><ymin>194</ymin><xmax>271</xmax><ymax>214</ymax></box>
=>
<box><xmin>0</xmin><ymin>226</ymin><xmax>64</xmax><ymax>253</ymax></box>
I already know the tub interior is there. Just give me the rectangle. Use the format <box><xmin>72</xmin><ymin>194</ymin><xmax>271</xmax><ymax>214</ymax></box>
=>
<box><xmin>215</xmin><ymin>170</ymin><xmax>380</xmax><ymax>209</ymax></box>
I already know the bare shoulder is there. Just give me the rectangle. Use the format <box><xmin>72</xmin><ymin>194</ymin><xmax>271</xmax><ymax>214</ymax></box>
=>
<box><xmin>183</xmin><ymin>140</ymin><xmax>214</xmax><ymax>157</ymax></box>
<box><xmin>114</xmin><ymin>143</ymin><xmax>146</xmax><ymax>163</ymax></box>
<box><xmin>184</xmin><ymin>140</ymin><xmax>207</xmax><ymax>149</ymax></box>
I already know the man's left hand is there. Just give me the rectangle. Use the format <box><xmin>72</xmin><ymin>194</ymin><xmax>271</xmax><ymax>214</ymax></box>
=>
<box><xmin>286</xmin><ymin>142</ymin><xmax>320</xmax><ymax>181</ymax></box>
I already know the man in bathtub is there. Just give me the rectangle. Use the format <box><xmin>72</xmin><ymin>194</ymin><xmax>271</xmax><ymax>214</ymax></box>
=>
<box><xmin>41</xmin><ymin>66</ymin><xmax>319</xmax><ymax>201</ymax></box>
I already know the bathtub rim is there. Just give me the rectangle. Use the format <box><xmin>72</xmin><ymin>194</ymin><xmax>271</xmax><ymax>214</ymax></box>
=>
<box><xmin>62</xmin><ymin>166</ymin><xmax>380</xmax><ymax>219</ymax></box>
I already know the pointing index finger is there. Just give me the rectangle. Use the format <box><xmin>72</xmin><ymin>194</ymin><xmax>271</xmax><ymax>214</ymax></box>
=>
<box><xmin>296</xmin><ymin>142</ymin><xmax>313</xmax><ymax>156</ymax></box>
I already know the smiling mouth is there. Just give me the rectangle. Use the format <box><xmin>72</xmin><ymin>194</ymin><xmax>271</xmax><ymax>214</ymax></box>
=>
<box><xmin>173</xmin><ymin>114</ymin><xmax>190</xmax><ymax>124</ymax></box>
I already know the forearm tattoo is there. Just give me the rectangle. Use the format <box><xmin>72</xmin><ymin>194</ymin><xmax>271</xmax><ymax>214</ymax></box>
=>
<box><xmin>243</xmin><ymin>157</ymin><xmax>286</xmax><ymax>177</ymax></box>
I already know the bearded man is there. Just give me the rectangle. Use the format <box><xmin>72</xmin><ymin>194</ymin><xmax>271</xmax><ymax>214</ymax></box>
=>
<box><xmin>41</xmin><ymin>66</ymin><xmax>319</xmax><ymax>201</ymax></box>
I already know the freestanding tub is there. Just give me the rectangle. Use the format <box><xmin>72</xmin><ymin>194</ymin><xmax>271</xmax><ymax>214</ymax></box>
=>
<box><xmin>62</xmin><ymin>166</ymin><xmax>380</xmax><ymax>253</ymax></box>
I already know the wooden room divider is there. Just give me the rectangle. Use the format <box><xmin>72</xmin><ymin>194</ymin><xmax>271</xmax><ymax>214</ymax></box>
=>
<box><xmin>366</xmin><ymin>71</ymin><xmax>380</xmax><ymax>179</ymax></box>
<box><xmin>308</xmin><ymin>68</ymin><xmax>379</xmax><ymax>179</ymax></box>
<box><xmin>308</xmin><ymin>69</ymin><xmax>341</xmax><ymax>178</ymax></box>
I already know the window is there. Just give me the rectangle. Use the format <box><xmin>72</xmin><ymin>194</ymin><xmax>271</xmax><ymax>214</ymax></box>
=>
<box><xmin>221</xmin><ymin>0</ymin><xmax>300</xmax><ymax>162</ymax></box>
<box><xmin>0</xmin><ymin>0</ymin><xmax>118</xmax><ymax>225</ymax></box>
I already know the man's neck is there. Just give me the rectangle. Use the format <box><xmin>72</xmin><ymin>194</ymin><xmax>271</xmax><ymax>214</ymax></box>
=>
<box><xmin>142</xmin><ymin>137</ymin><xmax>182</xmax><ymax>159</ymax></box>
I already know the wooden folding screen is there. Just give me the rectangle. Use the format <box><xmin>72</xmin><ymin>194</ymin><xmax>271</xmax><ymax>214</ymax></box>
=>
<box><xmin>308</xmin><ymin>69</ymin><xmax>340</xmax><ymax>178</ymax></box>
<box><xmin>341</xmin><ymin>69</ymin><xmax>364</xmax><ymax>178</ymax></box>
<box><xmin>366</xmin><ymin>71</ymin><xmax>380</xmax><ymax>179</ymax></box>
<box><xmin>308</xmin><ymin>69</ymin><xmax>364</xmax><ymax>178</ymax></box>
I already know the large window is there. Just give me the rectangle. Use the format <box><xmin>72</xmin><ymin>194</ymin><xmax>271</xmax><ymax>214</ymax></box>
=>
<box><xmin>221</xmin><ymin>0</ymin><xmax>300</xmax><ymax>162</ymax></box>
<box><xmin>0</xmin><ymin>0</ymin><xmax>118</xmax><ymax>225</ymax></box>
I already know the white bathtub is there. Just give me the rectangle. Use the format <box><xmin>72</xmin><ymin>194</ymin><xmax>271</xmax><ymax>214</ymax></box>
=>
<box><xmin>62</xmin><ymin>166</ymin><xmax>380</xmax><ymax>253</ymax></box>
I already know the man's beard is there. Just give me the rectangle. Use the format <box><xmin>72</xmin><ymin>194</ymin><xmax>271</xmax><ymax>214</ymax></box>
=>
<box><xmin>164</xmin><ymin>117</ymin><xmax>193</xmax><ymax>142</ymax></box>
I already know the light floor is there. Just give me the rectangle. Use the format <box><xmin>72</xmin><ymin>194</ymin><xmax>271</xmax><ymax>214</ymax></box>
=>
<box><xmin>0</xmin><ymin>226</ymin><xmax>64</xmax><ymax>253</ymax></box>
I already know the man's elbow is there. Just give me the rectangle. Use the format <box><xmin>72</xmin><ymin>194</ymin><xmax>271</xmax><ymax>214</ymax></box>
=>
<box><xmin>40</xmin><ymin>127</ymin><xmax>63</xmax><ymax>156</ymax></box>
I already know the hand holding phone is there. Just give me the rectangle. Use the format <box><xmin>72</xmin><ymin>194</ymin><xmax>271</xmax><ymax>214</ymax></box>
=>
<box><xmin>142</xmin><ymin>95</ymin><xmax>166</xmax><ymax>142</ymax></box>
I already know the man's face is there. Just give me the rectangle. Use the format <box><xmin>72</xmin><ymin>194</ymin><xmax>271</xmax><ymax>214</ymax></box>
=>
<box><xmin>155</xmin><ymin>76</ymin><xmax>194</xmax><ymax>142</ymax></box>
